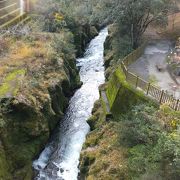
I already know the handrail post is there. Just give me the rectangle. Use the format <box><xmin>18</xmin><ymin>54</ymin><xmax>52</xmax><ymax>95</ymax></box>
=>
<box><xmin>136</xmin><ymin>76</ymin><xmax>139</xmax><ymax>88</ymax></box>
<box><xmin>127</xmin><ymin>56</ymin><xmax>129</xmax><ymax>65</ymax></box>
<box><xmin>132</xmin><ymin>51</ymin><xmax>134</xmax><ymax>62</ymax></box>
<box><xmin>159</xmin><ymin>90</ymin><xmax>164</xmax><ymax>104</ymax></box>
<box><xmin>121</xmin><ymin>62</ymin><xmax>123</xmax><ymax>70</ymax></box>
<box><xmin>125</xmin><ymin>68</ymin><xmax>127</xmax><ymax>79</ymax></box>
<box><xmin>126</xmin><ymin>69</ymin><xmax>129</xmax><ymax>80</ymax></box>
<box><xmin>175</xmin><ymin>99</ymin><xmax>179</xmax><ymax>111</ymax></box>
<box><xmin>146</xmin><ymin>82</ymin><xmax>151</xmax><ymax>95</ymax></box>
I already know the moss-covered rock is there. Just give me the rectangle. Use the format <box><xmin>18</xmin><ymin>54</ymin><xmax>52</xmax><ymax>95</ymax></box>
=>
<box><xmin>0</xmin><ymin>34</ymin><xmax>81</xmax><ymax>179</ymax></box>
<box><xmin>106</xmin><ymin>68</ymin><xmax>157</xmax><ymax>117</ymax></box>
<box><xmin>0</xmin><ymin>145</ymin><xmax>12</xmax><ymax>180</ymax></box>
<box><xmin>79</xmin><ymin>25</ymin><xmax>159</xmax><ymax>180</ymax></box>
<box><xmin>73</xmin><ymin>24</ymin><xmax>98</xmax><ymax>57</ymax></box>
<box><xmin>0</xmin><ymin>69</ymin><xmax>26</xmax><ymax>98</ymax></box>
<box><xmin>0</xmin><ymin>19</ymin><xmax>99</xmax><ymax>179</ymax></box>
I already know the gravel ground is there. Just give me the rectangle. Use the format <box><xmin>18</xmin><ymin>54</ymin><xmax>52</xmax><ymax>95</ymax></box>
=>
<box><xmin>128</xmin><ymin>40</ymin><xmax>180</xmax><ymax>99</ymax></box>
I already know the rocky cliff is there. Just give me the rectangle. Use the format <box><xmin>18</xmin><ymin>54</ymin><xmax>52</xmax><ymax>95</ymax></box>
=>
<box><xmin>0</xmin><ymin>25</ymin><xmax>98</xmax><ymax>180</ymax></box>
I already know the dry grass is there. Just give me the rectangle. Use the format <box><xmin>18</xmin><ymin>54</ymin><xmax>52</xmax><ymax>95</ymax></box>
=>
<box><xmin>0</xmin><ymin>30</ymin><xmax>74</xmax><ymax>107</ymax></box>
<box><xmin>0</xmin><ymin>38</ymin><xmax>10</xmax><ymax>54</ymax></box>
<box><xmin>0</xmin><ymin>35</ymin><xmax>50</xmax><ymax>76</ymax></box>
<box><xmin>0</xmin><ymin>33</ymin><xmax>62</xmax><ymax>99</ymax></box>
<box><xmin>158</xmin><ymin>12</ymin><xmax>180</xmax><ymax>38</ymax></box>
<box><xmin>81</xmin><ymin>122</ymin><xmax>129</xmax><ymax>180</ymax></box>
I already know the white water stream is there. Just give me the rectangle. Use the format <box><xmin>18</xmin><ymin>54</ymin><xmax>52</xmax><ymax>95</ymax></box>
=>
<box><xmin>33</xmin><ymin>28</ymin><xmax>108</xmax><ymax>180</ymax></box>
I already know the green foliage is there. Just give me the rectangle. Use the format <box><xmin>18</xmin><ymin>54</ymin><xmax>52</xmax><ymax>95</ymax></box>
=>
<box><xmin>117</xmin><ymin>103</ymin><xmax>180</xmax><ymax>179</ymax></box>
<box><xmin>113</xmin><ymin>33</ymin><xmax>133</xmax><ymax>58</ymax></box>
<box><xmin>43</xmin><ymin>17</ymin><xmax>66</xmax><ymax>33</ymax></box>
<box><xmin>114</xmin><ymin>0</ymin><xmax>176</xmax><ymax>48</ymax></box>
<box><xmin>34</xmin><ymin>0</ymin><xmax>117</xmax><ymax>33</ymax></box>
<box><xmin>119</xmin><ymin>104</ymin><xmax>160</xmax><ymax>146</ymax></box>
<box><xmin>89</xmin><ymin>0</ymin><xmax>117</xmax><ymax>25</ymax></box>
<box><xmin>50</xmin><ymin>32</ymin><xmax>76</xmax><ymax>60</ymax></box>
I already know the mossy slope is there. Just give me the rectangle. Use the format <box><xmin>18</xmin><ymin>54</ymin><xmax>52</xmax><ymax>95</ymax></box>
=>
<box><xmin>0</xmin><ymin>24</ymin><xmax>98</xmax><ymax>179</ymax></box>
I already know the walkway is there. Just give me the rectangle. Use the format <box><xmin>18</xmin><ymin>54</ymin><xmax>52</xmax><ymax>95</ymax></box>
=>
<box><xmin>128</xmin><ymin>40</ymin><xmax>180</xmax><ymax>99</ymax></box>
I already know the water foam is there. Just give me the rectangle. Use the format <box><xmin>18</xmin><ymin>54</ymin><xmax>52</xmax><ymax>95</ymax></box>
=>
<box><xmin>33</xmin><ymin>28</ymin><xmax>108</xmax><ymax>180</ymax></box>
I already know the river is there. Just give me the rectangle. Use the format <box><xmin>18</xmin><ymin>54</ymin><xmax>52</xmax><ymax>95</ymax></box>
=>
<box><xmin>33</xmin><ymin>28</ymin><xmax>108</xmax><ymax>180</ymax></box>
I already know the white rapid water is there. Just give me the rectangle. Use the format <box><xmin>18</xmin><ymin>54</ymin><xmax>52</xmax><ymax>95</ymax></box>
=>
<box><xmin>33</xmin><ymin>28</ymin><xmax>108</xmax><ymax>180</ymax></box>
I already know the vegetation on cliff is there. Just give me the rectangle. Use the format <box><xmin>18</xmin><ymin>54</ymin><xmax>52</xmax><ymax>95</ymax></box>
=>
<box><xmin>80</xmin><ymin>52</ymin><xmax>180</xmax><ymax>179</ymax></box>
<box><xmin>80</xmin><ymin>99</ymin><xmax>180</xmax><ymax>179</ymax></box>
<box><xmin>80</xmin><ymin>1</ymin><xmax>180</xmax><ymax>179</ymax></box>
<box><xmin>0</xmin><ymin>0</ymin><xmax>106</xmax><ymax>179</ymax></box>
<box><xmin>0</xmin><ymin>29</ymin><xmax>81</xmax><ymax>179</ymax></box>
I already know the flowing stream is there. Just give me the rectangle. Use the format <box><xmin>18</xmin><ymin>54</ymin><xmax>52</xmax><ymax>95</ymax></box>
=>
<box><xmin>33</xmin><ymin>28</ymin><xmax>108</xmax><ymax>180</ymax></box>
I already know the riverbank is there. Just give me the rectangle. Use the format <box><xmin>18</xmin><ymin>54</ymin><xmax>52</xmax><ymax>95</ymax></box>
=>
<box><xmin>33</xmin><ymin>27</ymin><xmax>108</xmax><ymax>180</ymax></box>
<box><xmin>0</xmin><ymin>19</ymin><xmax>99</xmax><ymax>180</ymax></box>
<box><xmin>79</xmin><ymin>25</ymin><xmax>180</xmax><ymax>180</ymax></box>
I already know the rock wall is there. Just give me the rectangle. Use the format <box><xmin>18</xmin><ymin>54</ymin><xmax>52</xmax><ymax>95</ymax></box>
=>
<box><xmin>0</xmin><ymin>25</ymin><xmax>98</xmax><ymax>180</ymax></box>
<box><xmin>0</xmin><ymin>58</ymin><xmax>79</xmax><ymax>180</ymax></box>
<box><xmin>73</xmin><ymin>24</ymin><xmax>98</xmax><ymax>57</ymax></box>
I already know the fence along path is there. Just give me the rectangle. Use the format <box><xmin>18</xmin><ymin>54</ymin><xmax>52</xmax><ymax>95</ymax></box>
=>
<box><xmin>120</xmin><ymin>44</ymin><xmax>180</xmax><ymax>111</ymax></box>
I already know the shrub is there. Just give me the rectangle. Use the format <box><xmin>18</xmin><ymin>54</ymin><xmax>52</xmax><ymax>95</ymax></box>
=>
<box><xmin>0</xmin><ymin>38</ymin><xmax>9</xmax><ymax>54</ymax></box>
<box><xmin>119</xmin><ymin>104</ymin><xmax>160</xmax><ymax>146</ymax></box>
<box><xmin>118</xmin><ymin>103</ymin><xmax>180</xmax><ymax>179</ymax></box>
<box><xmin>50</xmin><ymin>32</ymin><xmax>76</xmax><ymax>59</ymax></box>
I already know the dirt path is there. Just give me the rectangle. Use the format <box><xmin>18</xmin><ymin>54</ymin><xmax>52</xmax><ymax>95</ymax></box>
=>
<box><xmin>128</xmin><ymin>40</ymin><xmax>180</xmax><ymax>99</ymax></box>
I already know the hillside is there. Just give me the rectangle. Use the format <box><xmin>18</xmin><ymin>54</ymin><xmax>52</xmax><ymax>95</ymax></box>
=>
<box><xmin>0</xmin><ymin>0</ymin><xmax>99</xmax><ymax>179</ymax></box>
<box><xmin>80</xmin><ymin>25</ymin><xmax>180</xmax><ymax>180</ymax></box>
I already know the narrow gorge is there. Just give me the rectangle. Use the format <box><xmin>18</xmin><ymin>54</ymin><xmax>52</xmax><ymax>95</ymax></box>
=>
<box><xmin>0</xmin><ymin>1</ymin><xmax>179</xmax><ymax>180</ymax></box>
<box><xmin>33</xmin><ymin>28</ymin><xmax>108</xmax><ymax>180</ymax></box>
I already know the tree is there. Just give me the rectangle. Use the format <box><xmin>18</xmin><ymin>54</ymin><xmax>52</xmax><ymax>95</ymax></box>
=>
<box><xmin>115</xmin><ymin>0</ymin><xmax>176</xmax><ymax>48</ymax></box>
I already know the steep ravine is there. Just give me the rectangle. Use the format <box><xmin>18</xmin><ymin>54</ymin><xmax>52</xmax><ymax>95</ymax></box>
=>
<box><xmin>33</xmin><ymin>28</ymin><xmax>108</xmax><ymax>180</ymax></box>
<box><xmin>0</xmin><ymin>25</ymin><xmax>99</xmax><ymax>180</ymax></box>
<box><xmin>0</xmin><ymin>48</ymin><xmax>80</xmax><ymax>180</ymax></box>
